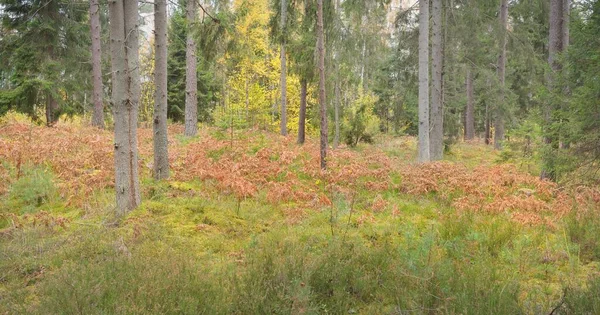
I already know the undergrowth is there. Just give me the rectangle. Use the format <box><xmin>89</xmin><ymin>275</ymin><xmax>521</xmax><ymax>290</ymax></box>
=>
<box><xmin>1</xmin><ymin>118</ymin><xmax>599</xmax><ymax>314</ymax></box>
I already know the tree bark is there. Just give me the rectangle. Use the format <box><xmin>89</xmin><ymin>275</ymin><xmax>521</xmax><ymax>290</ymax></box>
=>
<box><xmin>465</xmin><ymin>67</ymin><xmax>475</xmax><ymax>140</ymax></box>
<box><xmin>430</xmin><ymin>0</ymin><xmax>443</xmax><ymax>160</ymax></box>
<box><xmin>562</xmin><ymin>0</ymin><xmax>569</xmax><ymax>50</ymax></box>
<box><xmin>153</xmin><ymin>0</ymin><xmax>169</xmax><ymax>180</ymax></box>
<box><xmin>495</xmin><ymin>0</ymin><xmax>508</xmax><ymax>150</ymax></box>
<box><xmin>317</xmin><ymin>0</ymin><xmax>327</xmax><ymax>170</ymax></box>
<box><xmin>280</xmin><ymin>0</ymin><xmax>288</xmax><ymax>136</ymax></box>
<box><xmin>45</xmin><ymin>92</ymin><xmax>58</xmax><ymax>127</ymax></box>
<box><xmin>90</xmin><ymin>0</ymin><xmax>104</xmax><ymax>128</ymax></box>
<box><xmin>418</xmin><ymin>0</ymin><xmax>430</xmax><ymax>163</ymax></box>
<box><xmin>333</xmin><ymin>79</ymin><xmax>340</xmax><ymax>149</ymax></box>
<box><xmin>542</xmin><ymin>0</ymin><xmax>564</xmax><ymax>180</ymax></box>
<box><xmin>109</xmin><ymin>0</ymin><xmax>141</xmax><ymax>214</ymax></box>
<box><xmin>185</xmin><ymin>0</ymin><xmax>198</xmax><ymax>137</ymax></box>
<box><xmin>297</xmin><ymin>79</ymin><xmax>307</xmax><ymax>144</ymax></box>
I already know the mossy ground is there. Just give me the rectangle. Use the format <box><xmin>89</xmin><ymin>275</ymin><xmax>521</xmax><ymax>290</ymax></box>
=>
<box><xmin>1</xmin><ymin>118</ymin><xmax>599</xmax><ymax>314</ymax></box>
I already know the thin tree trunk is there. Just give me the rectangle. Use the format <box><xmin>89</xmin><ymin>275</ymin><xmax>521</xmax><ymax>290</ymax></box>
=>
<box><xmin>297</xmin><ymin>79</ymin><xmax>307</xmax><ymax>144</ymax></box>
<box><xmin>317</xmin><ymin>0</ymin><xmax>327</xmax><ymax>170</ymax></box>
<box><xmin>430</xmin><ymin>0</ymin><xmax>443</xmax><ymax>160</ymax></box>
<box><xmin>418</xmin><ymin>0</ymin><xmax>430</xmax><ymax>163</ymax></box>
<box><xmin>90</xmin><ymin>0</ymin><xmax>104</xmax><ymax>128</ymax></box>
<box><xmin>280</xmin><ymin>0</ymin><xmax>288</xmax><ymax>136</ymax></box>
<box><xmin>559</xmin><ymin>0</ymin><xmax>570</xmax><ymax>149</ymax></box>
<box><xmin>153</xmin><ymin>0</ymin><xmax>169</xmax><ymax>180</ymax></box>
<box><xmin>185</xmin><ymin>0</ymin><xmax>198</xmax><ymax>137</ymax></box>
<box><xmin>495</xmin><ymin>0</ymin><xmax>508</xmax><ymax>150</ymax></box>
<box><xmin>333</xmin><ymin>79</ymin><xmax>340</xmax><ymax>149</ymax></box>
<box><xmin>45</xmin><ymin>92</ymin><xmax>58</xmax><ymax>127</ymax></box>
<box><xmin>465</xmin><ymin>67</ymin><xmax>475</xmax><ymax>140</ymax></box>
<box><xmin>109</xmin><ymin>0</ymin><xmax>141</xmax><ymax>214</ymax></box>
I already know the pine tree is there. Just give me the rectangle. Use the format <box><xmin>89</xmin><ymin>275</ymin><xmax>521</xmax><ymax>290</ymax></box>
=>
<box><xmin>153</xmin><ymin>0</ymin><xmax>170</xmax><ymax>180</ymax></box>
<box><xmin>109</xmin><ymin>0</ymin><xmax>141</xmax><ymax>213</ymax></box>
<box><xmin>90</xmin><ymin>0</ymin><xmax>104</xmax><ymax>128</ymax></box>
<box><xmin>0</xmin><ymin>0</ymin><xmax>90</xmax><ymax>125</ymax></box>
<box><xmin>418</xmin><ymin>0</ymin><xmax>430</xmax><ymax>163</ymax></box>
<box><xmin>430</xmin><ymin>0</ymin><xmax>444</xmax><ymax>160</ymax></box>
<box><xmin>185</xmin><ymin>0</ymin><xmax>198</xmax><ymax>136</ymax></box>
<box><xmin>317</xmin><ymin>0</ymin><xmax>327</xmax><ymax>169</ymax></box>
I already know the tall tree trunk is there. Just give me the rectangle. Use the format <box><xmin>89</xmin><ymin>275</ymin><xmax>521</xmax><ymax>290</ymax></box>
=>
<box><xmin>465</xmin><ymin>67</ymin><xmax>475</xmax><ymax>140</ymax></box>
<box><xmin>333</xmin><ymin>79</ymin><xmax>340</xmax><ymax>149</ymax></box>
<box><xmin>280</xmin><ymin>0</ymin><xmax>288</xmax><ymax>136</ymax></box>
<box><xmin>317</xmin><ymin>0</ymin><xmax>327</xmax><ymax>170</ymax></box>
<box><xmin>542</xmin><ymin>0</ymin><xmax>564</xmax><ymax>180</ymax></box>
<box><xmin>560</xmin><ymin>0</ymin><xmax>570</xmax><ymax>149</ymax></box>
<box><xmin>430</xmin><ymin>0</ymin><xmax>443</xmax><ymax>160</ymax></box>
<box><xmin>109</xmin><ymin>0</ymin><xmax>141</xmax><ymax>214</ymax></box>
<box><xmin>562</xmin><ymin>0</ymin><xmax>569</xmax><ymax>49</ymax></box>
<box><xmin>495</xmin><ymin>0</ymin><xmax>508</xmax><ymax>150</ymax></box>
<box><xmin>297</xmin><ymin>79</ymin><xmax>307</xmax><ymax>144</ymax></box>
<box><xmin>90</xmin><ymin>0</ymin><xmax>104</xmax><ymax>128</ymax></box>
<box><xmin>153</xmin><ymin>0</ymin><xmax>169</xmax><ymax>180</ymax></box>
<box><xmin>89</xmin><ymin>0</ymin><xmax>103</xmax><ymax>128</ymax></box>
<box><xmin>184</xmin><ymin>0</ymin><xmax>198</xmax><ymax>137</ymax></box>
<box><xmin>418</xmin><ymin>0</ymin><xmax>430</xmax><ymax>163</ymax></box>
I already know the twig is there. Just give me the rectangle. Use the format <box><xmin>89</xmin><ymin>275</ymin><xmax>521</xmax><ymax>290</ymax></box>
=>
<box><xmin>341</xmin><ymin>192</ymin><xmax>357</xmax><ymax>244</ymax></box>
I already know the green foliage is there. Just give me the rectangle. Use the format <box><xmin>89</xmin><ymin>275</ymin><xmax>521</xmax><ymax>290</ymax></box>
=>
<box><xmin>563</xmin><ymin>276</ymin><xmax>600</xmax><ymax>314</ymax></box>
<box><xmin>167</xmin><ymin>2</ymin><xmax>225</xmax><ymax>123</ymax></box>
<box><xmin>342</xmin><ymin>90</ymin><xmax>380</xmax><ymax>147</ymax></box>
<box><xmin>38</xmin><ymin>246</ymin><xmax>226</xmax><ymax>314</ymax></box>
<box><xmin>565</xmin><ymin>209</ymin><xmax>600</xmax><ymax>262</ymax></box>
<box><xmin>0</xmin><ymin>0</ymin><xmax>90</xmax><ymax>122</ymax></box>
<box><xmin>3</xmin><ymin>166</ymin><xmax>57</xmax><ymax>215</ymax></box>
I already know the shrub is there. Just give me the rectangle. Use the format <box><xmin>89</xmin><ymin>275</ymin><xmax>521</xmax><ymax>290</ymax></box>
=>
<box><xmin>343</xmin><ymin>90</ymin><xmax>380</xmax><ymax>147</ymax></box>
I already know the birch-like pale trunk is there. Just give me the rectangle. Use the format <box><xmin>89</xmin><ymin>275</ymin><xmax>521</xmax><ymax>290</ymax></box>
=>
<box><xmin>418</xmin><ymin>0</ymin><xmax>430</xmax><ymax>163</ymax></box>
<box><xmin>184</xmin><ymin>0</ymin><xmax>198</xmax><ymax>137</ymax></box>
<box><xmin>153</xmin><ymin>0</ymin><xmax>169</xmax><ymax>180</ymax></box>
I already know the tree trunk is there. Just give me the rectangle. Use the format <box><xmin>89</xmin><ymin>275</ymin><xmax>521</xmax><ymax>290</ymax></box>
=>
<box><xmin>560</xmin><ymin>0</ymin><xmax>570</xmax><ymax>149</ymax></box>
<box><xmin>465</xmin><ymin>67</ymin><xmax>475</xmax><ymax>140</ymax></box>
<box><xmin>317</xmin><ymin>0</ymin><xmax>327</xmax><ymax>170</ymax></box>
<box><xmin>562</xmin><ymin>0</ymin><xmax>569</xmax><ymax>50</ymax></box>
<box><xmin>542</xmin><ymin>0</ymin><xmax>564</xmax><ymax>180</ymax></box>
<box><xmin>109</xmin><ymin>0</ymin><xmax>141</xmax><ymax>214</ymax></box>
<box><xmin>280</xmin><ymin>0</ymin><xmax>288</xmax><ymax>136</ymax></box>
<box><xmin>45</xmin><ymin>92</ymin><xmax>58</xmax><ymax>127</ymax></box>
<box><xmin>495</xmin><ymin>0</ymin><xmax>508</xmax><ymax>150</ymax></box>
<box><xmin>430</xmin><ymin>0</ymin><xmax>443</xmax><ymax>160</ymax></box>
<box><xmin>153</xmin><ymin>0</ymin><xmax>169</xmax><ymax>180</ymax></box>
<box><xmin>333</xmin><ymin>79</ymin><xmax>340</xmax><ymax>149</ymax></box>
<box><xmin>90</xmin><ymin>0</ymin><xmax>104</xmax><ymax>128</ymax></box>
<box><xmin>418</xmin><ymin>0</ymin><xmax>430</xmax><ymax>163</ymax></box>
<box><xmin>185</xmin><ymin>0</ymin><xmax>198</xmax><ymax>137</ymax></box>
<box><xmin>297</xmin><ymin>79</ymin><xmax>307</xmax><ymax>144</ymax></box>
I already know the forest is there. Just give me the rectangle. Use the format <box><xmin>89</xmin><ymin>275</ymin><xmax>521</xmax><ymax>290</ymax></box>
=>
<box><xmin>0</xmin><ymin>0</ymin><xmax>599</xmax><ymax>313</ymax></box>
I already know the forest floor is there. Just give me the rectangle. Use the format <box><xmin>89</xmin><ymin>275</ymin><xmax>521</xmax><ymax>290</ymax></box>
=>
<box><xmin>1</xmin><ymin>114</ymin><xmax>600</xmax><ymax>314</ymax></box>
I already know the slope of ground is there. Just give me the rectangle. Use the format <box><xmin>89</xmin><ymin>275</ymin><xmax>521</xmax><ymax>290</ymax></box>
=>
<box><xmin>1</xmin><ymin>116</ymin><xmax>599</xmax><ymax>314</ymax></box>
